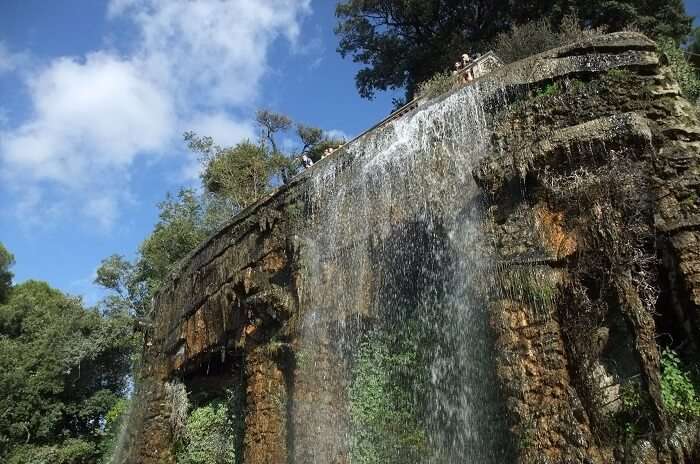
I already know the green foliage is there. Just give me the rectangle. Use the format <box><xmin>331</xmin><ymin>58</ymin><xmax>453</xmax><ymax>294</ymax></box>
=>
<box><xmin>578</xmin><ymin>0</ymin><xmax>691</xmax><ymax>41</ymax></box>
<box><xmin>186</xmin><ymin>136</ymin><xmax>275</xmax><ymax>210</ymax></box>
<box><xmin>620</xmin><ymin>381</ymin><xmax>642</xmax><ymax>412</ymax></box>
<box><xmin>6</xmin><ymin>438</ymin><xmax>98</xmax><ymax>464</ymax></box>
<box><xmin>335</xmin><ymin>0</ymin><xmax>510</xmax><ymax>100</ymax></box>
<box><xmin>0</xmin><ymin>242</ymin><xmax>14</xmax><ymax>303</ymax></box>
<box><xmin>255</xmin><ymin>109</ymin><xmax>292</xmax><ymax>154</ymax></box>
<box><xmin>493</xmin><ymin>14</ymin><xmax>603</xmax><ymax>64</ymax></box>
<box><xmin>0</xmin><ymin>280</ymin><xmax>133</xmax><ymax>460</ymax></box>
<box><xmin>535</xmin><ymin>83</ymin><xmax>560</xmax><ymax>98</ymax></box>
<box><xmin>98</xmin><ymin>398</ymin><xmax>129</xmax><ymax>460</ymax></box>
<box><xmin>138</xmin><ymin>190</ymin><xmax>211</xmax><ymax>287</ymax></box>
<box><xmin>96</xmin><ymin>189</ymin><xmax>212</xmax><ymax>318</ymax></box>
<box><xmin>175</xmin><ymin>393</ymin><xmax>244</xmax><ymax>464</ymax></box>
<box><xmin>104</xmin><ymin>399</ymin><xmax>129</xmax><ymax>430</ymax></box>
<box><xmin>606</xmin><ymin>68</ymin><xmax>633</xmax><ymax>80</ymax></box>
<box><xmin>415</xmin><ymin>70</ymin><xmax>457</xmax><ymax>100</ymax></box>
<box><xmin>335</xmin><ymin>1</ymin><xmax>691</xmax><ymax>100</ymax></box>
<box><xmin>660</xmin><ymin>348</ymin><xmax>700</xmax><ymax>420</ymax></box>
<box><xmin>616</xmin><ymin>379</ymin><xmax>646</xmax><ymax>439</ymax></box>
<box><xmin>657</xmin><ymin>36</ymin><xmax>700</xmax><ymax>102</ymax></box>
<box><xmin>95</xmin><ymin>255</ymin><xmax>148</xmax><ymax>317</ymax></box>
<box><xmin>616</xmin><ymin>349</ymin><xmax>700</xmax><ymax>437</ymax></box>
<box><xmin>349</xmin><ymin>328</ymin><xmax>428</xmax><ymax>464</ymax></box>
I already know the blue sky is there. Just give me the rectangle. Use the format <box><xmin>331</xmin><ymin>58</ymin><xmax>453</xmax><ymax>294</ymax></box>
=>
<box><xmin>1</xmin><ymin>0</ymin><xmax>699</xmax><ymax>304</ymax></box>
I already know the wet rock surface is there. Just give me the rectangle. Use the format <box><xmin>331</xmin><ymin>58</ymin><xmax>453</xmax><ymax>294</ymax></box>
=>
<box><xmin>479</xmin><ymin>33</ymin><xmax>700</xmax><ymax>463</ymax></box>
<box><xmin>120</xmin><ymin>32</ymin><xmax>700</xmax><ymax>464</ymax></box>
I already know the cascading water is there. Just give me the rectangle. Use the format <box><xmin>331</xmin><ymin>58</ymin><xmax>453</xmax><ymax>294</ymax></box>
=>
<box><xmin>292</xmin><ymin>82</ymin><xmax>514</xmax><ymax>463</ymax></box>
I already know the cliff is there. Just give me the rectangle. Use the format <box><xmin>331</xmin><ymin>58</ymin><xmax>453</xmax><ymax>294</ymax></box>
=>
<box><xmin>117</xmin><ymin>32</ymin><xmax>700</xmax><ymax>464</ymax></box>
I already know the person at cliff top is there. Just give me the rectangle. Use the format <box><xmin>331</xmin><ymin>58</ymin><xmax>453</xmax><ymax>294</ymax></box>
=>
<box><xmin>452</xmin><ymin>60</ymin><xmax>462</xmax><ymax>75</ymax></box>
<box><xmin>462</xmin><ymin>53</ymin><xmax>474</xmax><ymax>81</ymax></box>
<box><xmin>301</xmin><ymin>154</ymin><xmax>313</xmax><ymax>168</ymax></box>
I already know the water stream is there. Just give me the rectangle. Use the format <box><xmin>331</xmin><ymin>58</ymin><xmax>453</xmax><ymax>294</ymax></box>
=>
<box><xmin>294</xmin><ymin>82</ymin><xmax>514</xmax><ymax>463</ymax></box>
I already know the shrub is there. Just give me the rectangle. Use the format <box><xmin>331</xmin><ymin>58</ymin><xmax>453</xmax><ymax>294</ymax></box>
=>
<box><xmin>415</xmin><ymin>70</ymin><xmax>458</xmax><ymax>100</ymax></box>
<box><xmin>7</xmin><ymin>439</ymin><xmax>97</xmax><ymax>464</ymax></box>
<box><xmin>535</xmin><ymin>82</ymin><xmax>560</xmax><ymax>98</ymax></box>
<box><xmin>493</xmin><ymin>14</ymin><xmax>603</xmax><ymax>64</ymax></box>
<box><xmin>99</xmin><ymin>398</ymin><xmax>130</xmax><ymax>461</ymax></box>
<box><xmin>606</xmin><ymin>68</ymin><xmax>633</xmax><ymax>80</ymax></box>
<box><xmin>104</xmin><ymin>398</ymin><xmax>129</xmax><ymax>433</ymax></box>
<box><xmin>349</xmin><ymin>329</ymin><xmax>428</xmax><ymax>464</ymax></box>
<box><xmin>175</xmin><ymin>399</ymin><xmax>243</xmax><ymax>464</ymax></box>
<box><xmin>657</xmin><ymin>37</ymin><xmax>700</xmax><ymax>102</ymax></box>
<box><xmin>660</xmin><ymin>348</ymin><xmax>700</xmax><ymax>420</ymax></box>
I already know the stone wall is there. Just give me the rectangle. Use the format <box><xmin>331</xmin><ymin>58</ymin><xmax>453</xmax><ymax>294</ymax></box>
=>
<box><xmin>124</xmin><ymin>32</ymin><xmax>700</xmax><ymax>464</ymax></box>
<box><xmin>475</xmin><ymin>33</ymin><xmax>700</xmax><ymax>462</ymax></box>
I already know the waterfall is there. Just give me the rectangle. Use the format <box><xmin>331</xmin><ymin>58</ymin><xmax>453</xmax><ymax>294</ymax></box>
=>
<box><xmin>292</xmin><ymin>83</ymin><xmax>514</xmax><ymax>463</ymax></box>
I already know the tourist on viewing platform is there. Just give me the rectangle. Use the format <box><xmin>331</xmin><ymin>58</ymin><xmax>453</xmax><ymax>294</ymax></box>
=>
<box><xmin>462</xmin><ymin>53</ymin><xmax>474</xmax><ymax>82</ymax></box>
<box><xmin>301</xmin><ymin>154</ymin><xmax>314</xmax><ymax>168</ymax></box>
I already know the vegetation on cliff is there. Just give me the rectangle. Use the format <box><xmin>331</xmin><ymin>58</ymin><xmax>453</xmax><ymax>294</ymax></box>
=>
<box><xmin>657</xmin><ymin>36</ymin><xmax>700</xmax><ymax>101</ymax></box>
<box><xmin>174</xmin><ymin>397</ymin><xmax>245</xmax><ymax>464</ymax></box>
<box><xmin>349</xmin><ymin>327</ymin><xmax>428</xmax><ymax>464</ymax></box>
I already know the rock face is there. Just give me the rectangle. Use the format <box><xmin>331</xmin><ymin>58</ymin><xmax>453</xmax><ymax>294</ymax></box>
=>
<box><xmin>119</xmin><ymin>33</ymin><xmax>700</xmax><ymax>463</ymax></box>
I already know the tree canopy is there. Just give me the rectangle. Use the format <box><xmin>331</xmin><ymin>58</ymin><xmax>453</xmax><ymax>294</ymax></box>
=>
<box><xmin>96</xmin><ymin>189</ymin><xmax>213</xmax><ymax>318</ymax></box>
<box><xmin>0</xmin><ymin>278</ymin><xmax>134</xmax><ymax>462</ymax></box>
<box><xmin>97</xmin><ymin>111</ymin><xmax>346</xmax><ymax>320</ymax></box>
<box><xmin>335</xmin><ymin>0</ymin><xmax>693</xmax><ymax>102</ymax></box>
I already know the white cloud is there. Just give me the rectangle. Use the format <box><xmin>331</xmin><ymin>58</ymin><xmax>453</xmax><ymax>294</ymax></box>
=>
<box><xmin>0</xmin><ymin>0</ymin><xmax>312</xmax><ymax>228</ymax></box>
<box><xmin>111</xmin><ymin>0</ymin><xmax>312</xmax><ymax>107</ymax></box>
<box><xmin>1</xmin><ymin>53</ymin><xmax>174</xmax><ymax>185</ymax></box>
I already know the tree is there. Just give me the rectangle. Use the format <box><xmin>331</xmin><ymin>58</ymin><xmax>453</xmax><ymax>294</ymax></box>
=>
<box><xmin>99</xmin><ymin>111</ymin><xmax>341</xmax><ymax>320</ymax></box>
<box><xmin>296</xmin><ymin>124</ymin><xmax>346</xmax><ymax>163</ymax></box>
<box><xmin>255</xmin><ymin>109</ymin><xmax>292</xmax><ymax>155</ymax></box>
<box><xmin>335</xmin><ymin>0</ymin><xmax>692</xmax><ymax>102</ymax></box>
<box><xmin>196</xmin><ymin>139</ymin><xmax>275</xmax><ymax>210</ymax></box>
<box><xmin>573</xmin><ymin>0</ymin><xmax>691</xmax><ymax>41</ymax></box>
<box><xmin>0</xmin><ymin>280</ymin><xmax>134</xmax><ymax>462</ymax></box>
<box><xmin>0</xmin><ymin>243</ymin><xmax>14</xmax><ymax>303</ymax></box>
<box><xmin>96</xmin><ymin>189</ymin><xmax>211</xmax><ymax>318</ymax></box>
<box><xmin>335</xmin><ymin>0</ymin><xmax>510</xmax><ymax>101</ymax></box>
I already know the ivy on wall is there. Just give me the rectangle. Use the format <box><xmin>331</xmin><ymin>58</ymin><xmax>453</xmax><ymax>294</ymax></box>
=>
<box><xmin>349</xmin><ymin>327</ymin><xmax>429</xmax><ymax>464</ymax></box>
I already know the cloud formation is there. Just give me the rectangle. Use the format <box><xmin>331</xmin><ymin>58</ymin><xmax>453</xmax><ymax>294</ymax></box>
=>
<box><xmin>112</xmin><ymin>0</ymin><xmax>310</xmax><ymax>107</ymax></box>
<box><xmin>1</xmin><ymin>53</ymin><xmax>174</xmax><ymax>185</ymax></box>
<box><xmin>0</xmin><ymin>0</ymin><xmax>311</xmax><ymax>228</ymax></box>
